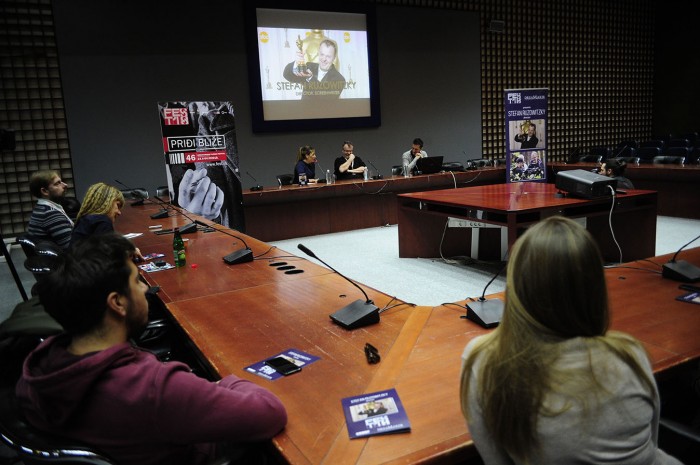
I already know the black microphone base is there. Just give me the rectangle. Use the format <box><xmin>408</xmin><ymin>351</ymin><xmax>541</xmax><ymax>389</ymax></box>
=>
<box><xmin>662</xmin><ymin>260</ymin><xmax>700</xmax><ymax>283</ymax></box>
<box><xmin>250</xmin><ymin>185</ymin><xmax>263</xmax><ymax>191</ymax></box>
<box><xmin>179</xmin><ymin>222</ymin><xmax>198</xmax><ymax>234</ymax></box>
<box><xmin>330</xmin><ymin>299</ymin><xmax>380</xmax><ymax>330</ymax></box>
<box><xmin>223</xmin><ymin>248</ymin><xmax>254</xmax><ymax>265</ymax></box>
<box><xmin>150</xmin><ymin>209</ymin><xmax>169</xmax><ymax>219</ymax></box>
<box><xmin>465</xmin><ymin>299</ymin><xmax>504</xmax><ymax>328</ymax></box>
<box><xmin>371</xmin><ymin>175</ymin><xmax>383</xmax><ymax>180</ymax></box>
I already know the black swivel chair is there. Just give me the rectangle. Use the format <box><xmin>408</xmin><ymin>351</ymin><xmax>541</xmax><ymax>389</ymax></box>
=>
<box><xmin>0</xmin><ymin>387</ymin><xmax>117</xmax><ymax>464</ymax></box>
<box><xmin>589</xmin><ymin>146</ymin><xmax>611</xmax><ymax>161</ymax></box>
<box><xmin>636</xmin><ymin>146</ymin><xmax>662</xmax><ymax>163</ymax></box>
<box><xmin>653</xmin><ymin>155</ymin><xmax>686</xmax><ymax>165</ymax></box>
<box><xmin>578</xmin><ymin>154</ymin><xmax>602</xmax><ymax>163</ymax></box>
<box><xmin>276</xmin><ymin>174</ymin><xmax>293</xmax><ymax>186</ymax></box>
<box><xmin>611</xmin><ymin>156</ymin><xmax>640</xmax><ymax>165</ymax></box>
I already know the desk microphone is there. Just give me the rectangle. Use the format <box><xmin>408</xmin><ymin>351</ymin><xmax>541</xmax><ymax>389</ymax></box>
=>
<box><xmin>246</xmin><ymin>171</ymin><xmax>263</xmax><ymax>192</ymax></box>
<box><xmin>367</xmin><ymin>160</ymin><xmax>383</xmax><ymax>180</ymax></box>
<box><xmin>662</xmin><ymin>233</ymin><xmax>700</xmax><ymax>282</ymax></box>
<box><xmin>462</xmin><ymin>150</ymin><xmax>476</xmax><ymax>170</ymax></box>
<box><xmin>114</xmin><ymin>179</ymin><xmax>149</xmax><ymax>206</ymax></box>
<box><xmin>297</xmin><ymin>244</ymin><xmax>379</xmax><ymax>329</ymax></box>
<box><xmin>459</xmin><ymin>261</ymin><xmax>507</xmax><ymax>328</ymax></box>
<box><xmin>194</xmin><ymin>219</ymin><xmax>253</xmax><ymax>264</ymax></box>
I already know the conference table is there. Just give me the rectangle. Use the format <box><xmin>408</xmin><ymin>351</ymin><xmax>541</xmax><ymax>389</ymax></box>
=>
<box><xmin>121</xmin><ymin>203</ymin><xmax>700</xmax><ymax>465</ymax></box>
<box><xmin>397</xmin><ymin>182</ymin><xmax>658</xmax><ymax>263</ymax></box>
<box><xmin>242</xmin><ymin>168</ymin><xmax>506</xmax><ymax>242</ymax></box>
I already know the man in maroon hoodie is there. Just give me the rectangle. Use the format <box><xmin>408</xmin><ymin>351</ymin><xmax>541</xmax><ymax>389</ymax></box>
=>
<box><xmin>15</xmin><ymin>233</ymin><xmax>287</xmax><ymax>465</ymax></box>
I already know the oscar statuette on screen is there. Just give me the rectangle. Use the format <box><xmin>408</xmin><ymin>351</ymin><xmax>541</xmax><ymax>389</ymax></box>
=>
<box><xmin>295</xmin><ymin>35</ymin><xmax>307</xmax><ymax>74</ymax></box>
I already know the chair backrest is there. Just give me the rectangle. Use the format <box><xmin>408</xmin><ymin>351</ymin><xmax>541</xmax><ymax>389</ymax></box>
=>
<box><xmin>653</xmin><ymin>155</ymin><xmax>685</xmax><ymax>165</ymax></box>
<box><xmin>666</xmin><ymin>138</ymin><xmax>691</xmax><ymax>149</ymax></box>
<box><xmin>639</xmin><ymin>139</ymin><xmax>666</xmax><ymax>151</ymax></box>
<box><xmin>611</xmin><ymin>156</ymin><xmax>640</xmax><ymax>165</ymax></box>
<box><xmin>616</xmin><ymin>139</ymin><xmax>639</xmax><ymax>151</ymax></box>
<box><xmin>276</xmin><ymin>174</ymin><xmax>293</xmax><ymax>186</ymax></box>
<box><xmin>614</xmin><ymin>146</ymin><xmax>637</xmax><ymax>158</ymax></box>
<box><xmin>636</xmin><ymin>146</ymin><xmax>662</xmax><ymax>163</ymax></box>
<box><xmin>578</xmin><ymin>154</ymin><xmax>602</xmax><ymax>163</ymax></box>
<box><xmin>589</xmin><ymin>146</ymin><xmax>611</xmax><ymax>160</ymax></box>
<box><xmin>17</xmin><ymin>234</ymin><xmax>38</xmax><ymax>259</ymax></box>
<box><xmin>663</xmin><ymin>146</ymin><xmax>691</xmax><ymax>158</ymax></box>
<box><xmin>0</xmin><ymin>388</ymin><xmax>117</xmax><ymax>465</ymax></box>
<box><xmin>687</xmin><ymin>147</ymin><xmax>700</xmax><ymax>164</ymax></box>
<box><xmin>391</xmin><ymin>165</ymin><xmax>403</xmax><ymax>176</ymax></box>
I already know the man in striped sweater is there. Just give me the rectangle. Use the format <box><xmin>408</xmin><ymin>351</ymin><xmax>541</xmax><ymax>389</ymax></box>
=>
<box><xmin>26</xmin><ymin>170</ymin><xmax>74</xmax><ymax>249</ymax></box>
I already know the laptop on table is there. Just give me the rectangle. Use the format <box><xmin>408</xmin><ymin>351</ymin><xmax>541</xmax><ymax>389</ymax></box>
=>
<box><xmin>415</xmin><ymin>156</ymin><xmax>444</xmax><ymax>175</ymax></box>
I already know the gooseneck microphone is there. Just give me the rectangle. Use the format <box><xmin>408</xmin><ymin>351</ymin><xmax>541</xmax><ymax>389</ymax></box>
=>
<box><xmin>246</xmin><ymin>171</ymin><xmax>263</xmax><ymax>192</ymax></box>
<box><xmin>662</xmin><ymin>233</ymin><xmax>700</xmax><ymax>282</ymax></box>
<box><xmin>194</xmin><ymin>219</ymin><xmax>253</xmax><ymax>264</ymax></box>
<box><xmin>297</xmin><ymin>244</ymin><xmax>380</xmax><ymax>329</ymax></box>
<box><xmin>462</xmin><ymin>261</ymin><xmax>507</xmax><ymax>328</ymax></box>
<box><xmin>367</xmin><ymin>160</ymin><xmax>383</xmax><ymax>180</ymax></box>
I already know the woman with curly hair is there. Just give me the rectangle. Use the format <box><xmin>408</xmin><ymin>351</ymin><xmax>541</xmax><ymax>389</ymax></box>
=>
<box><xmin>70</xmin><ymin>182</ymin><xmax>125</xmax><ymax>245</ymax></box>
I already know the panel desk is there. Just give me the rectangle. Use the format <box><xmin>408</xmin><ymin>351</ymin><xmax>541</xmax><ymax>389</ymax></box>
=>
<box><xmin>242</xmin><ymin>168</ymin><xmax>506</xmax><ymax>242</ymax></box>
<box><xmin>120</xmin><ymin>204</ymin><xmax>699</xmax><ymax>465</ymax></box>
<box><xmin>548</xmin><ymin>162</ymin><xmax>700</xmax><ymax>219</ymax></box>
<box><xmin>397</xmin><ymin>182</ymin><xmax>658</xmax><ymax>262</ymax></box>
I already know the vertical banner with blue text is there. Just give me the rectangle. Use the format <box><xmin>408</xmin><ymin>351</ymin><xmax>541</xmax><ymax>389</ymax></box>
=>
<box><xmin>505</xmin><ymin>89</ymin><xmax>548</xmax><ymax>183</ymax></box>
<box><xmin>157</xmin><ymin>102</ymin><xmax>245</xmax><ymax>232</ymax></box>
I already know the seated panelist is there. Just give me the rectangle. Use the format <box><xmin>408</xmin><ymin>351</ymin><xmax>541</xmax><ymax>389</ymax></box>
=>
<box><xmin>293</xmin><ymin>145</ymin><xmax>318</xmax><ymax>185</ymax></box>
<box><xmin>401</xmin><ymin>138</ymin><xmax>427</xmax><ymax>175</ymax></box>
<box><xmin>334</xmin><ymin>140</ymin><xmax>367</xmax><ymax>181</ymax></box>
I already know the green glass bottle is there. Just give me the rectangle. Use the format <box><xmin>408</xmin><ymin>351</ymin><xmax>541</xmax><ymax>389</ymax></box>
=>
<box><xmin>173</xmin><ymin>227</ymin><xmax>186</xmax><ymax>267</ymax></box>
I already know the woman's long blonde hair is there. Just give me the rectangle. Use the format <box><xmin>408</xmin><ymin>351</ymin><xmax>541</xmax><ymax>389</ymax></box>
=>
<box><xmin>77</xmin><ymin>183</ymin><xmax>124</xmax><ymax>220</ymax></box>
<box><xmin>460</xmin><ymin>216</ymin><xmax>655</xmax><ymax>462</ymax></box>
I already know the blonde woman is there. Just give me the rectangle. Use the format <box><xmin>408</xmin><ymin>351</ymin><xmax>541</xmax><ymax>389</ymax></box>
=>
<box><xmin>460</xmin><ymin>216</ymin><xmax>682</xmax><ymax>465</ymax></box>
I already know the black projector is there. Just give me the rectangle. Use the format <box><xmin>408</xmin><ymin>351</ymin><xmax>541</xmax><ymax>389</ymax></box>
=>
<box><xmin>555</xmin><ymin>169</ymin><xmax>617</xmax><ymax>199</ymax></box>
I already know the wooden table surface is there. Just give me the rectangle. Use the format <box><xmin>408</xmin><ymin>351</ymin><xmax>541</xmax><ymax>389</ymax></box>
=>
<box><xmin>121</xmin><ymin>203</ymin><xmax>700</xmax><ymax>465</ymax></box>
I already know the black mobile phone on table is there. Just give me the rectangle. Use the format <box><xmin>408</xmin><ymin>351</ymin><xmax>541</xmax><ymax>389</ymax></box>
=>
<box><xmin>265</xmin><ymin>357</ymin><xmax>301</xmax><ymax>376</ymax></box>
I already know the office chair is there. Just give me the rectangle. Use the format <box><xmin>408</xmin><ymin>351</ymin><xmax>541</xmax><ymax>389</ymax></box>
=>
<box><xmin>615</xmin><ymin>139</ymin><xmax>639</xmax><ymax>152</ymax></box>
<box><xmin>0</xmin><ymin>386</ymin><xmax>117</xmax><ymax>464</ymax></box>
<box><xmin>276</xmin><ymin>174</ymin><xmax>293</xmax><ymax>186</ymax></box>
<box><xmin>391</xmin><ymin>165</ymin><xmax>403</xmax><ymax>176</ymax></box>
<box><xmin>611</xmin><ymin>156</ymin><xmax>640</xmax><ymax>165</ymax></box>
<box><xmin>577</xmin><ymin>154</ymin><xmax>602</xmax><ymax>163</ymax></box>
<box><xmin>663</xmin><ymin>146</ymin><xmax>691</xmax><ymax>159</ymax></box>
<box><xmin>666</xmin><ymin>138</ymin><xmax>691</xmax><ymax>149</ymax></box>
<box><xmin>653</xmin><ymin>155</ymin><xmax>686</xmax><ymax>165</ymax></box>
<box><xmin>614</xmin><ymin>146</ymin><xmax>637</xmax><ymax>159</ymax></box>
<box><xmin>589</xmin><ymin>146</ymin><xmax>611</xmax><ymax>161</ymax></box>
<box><xmin>639</xmin><ymin>139</ymin><xmax>666</xmax><ymax>151</ymax></box>
<box><xmin>636</xmin><ymin>146</ymin><xmax>662</xmax><ymax>163</ymax></box>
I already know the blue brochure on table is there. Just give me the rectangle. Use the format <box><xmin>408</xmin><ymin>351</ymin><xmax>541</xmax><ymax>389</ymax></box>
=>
<box><xmin>245</xmin><ymin>348</ymin><xmax>320</xmax><ymax>381</ymax></box>
<box><xmin>341</xmin><ymin>388</ymin><xmax>411</xmax><ymax>439</ymax></box>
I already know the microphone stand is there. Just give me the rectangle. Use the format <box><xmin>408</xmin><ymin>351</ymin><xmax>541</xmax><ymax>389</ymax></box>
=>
<box><xmin>297</xmin><ymin>244</ymin><xmax>380</xmax><ymax>329</ymax></box>
<box><xmin>194</xmin><ymin>220</ymin><xmax>253</xmax><ymax>264</ymax></box>
<box><xmin>367</xmin><ymin>160</ymin><xmax>383</xmax><ymax>180</ymax></box>
<box><xmin>246</xmin><ymin>171</ymin><xmax>263</xmax><ymax>191</ymax></box>
<box><xmin>662</xmin><ymin>233</ymin><xmax>700</xmax><ymax>282</ymax></box>
<box><xmin>445</xmin><ymin>261</ymin><xmax>507</xmax><ymax>328</ymax></box>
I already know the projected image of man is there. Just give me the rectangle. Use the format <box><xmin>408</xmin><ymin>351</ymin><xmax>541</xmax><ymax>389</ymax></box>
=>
<box><xmin>283</xmin><ymin>39</ymin><xmax>346</xmax><ymax>100</ymax></box>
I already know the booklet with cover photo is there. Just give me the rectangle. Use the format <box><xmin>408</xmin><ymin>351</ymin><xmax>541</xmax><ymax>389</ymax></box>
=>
<box><xmin>341</xmin><ymin>388</ymin><xmax>411</xmax><ymax>439</ymax></box>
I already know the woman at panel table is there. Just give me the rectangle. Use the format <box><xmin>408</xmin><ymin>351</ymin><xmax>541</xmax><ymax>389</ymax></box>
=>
<box><xmin>71</xmin><ymin>182</ymin><xmax>143</xmax><ymax>259</ymax></box>
<box><xmin>293</xmin><ymin>145</ymin><xmax>319</xmax><ymax>185</ymax></box>
<box><xmin>459</xmin><ymin>216</ymin><xmax>682</xmax><ymax>465</ymax></box>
